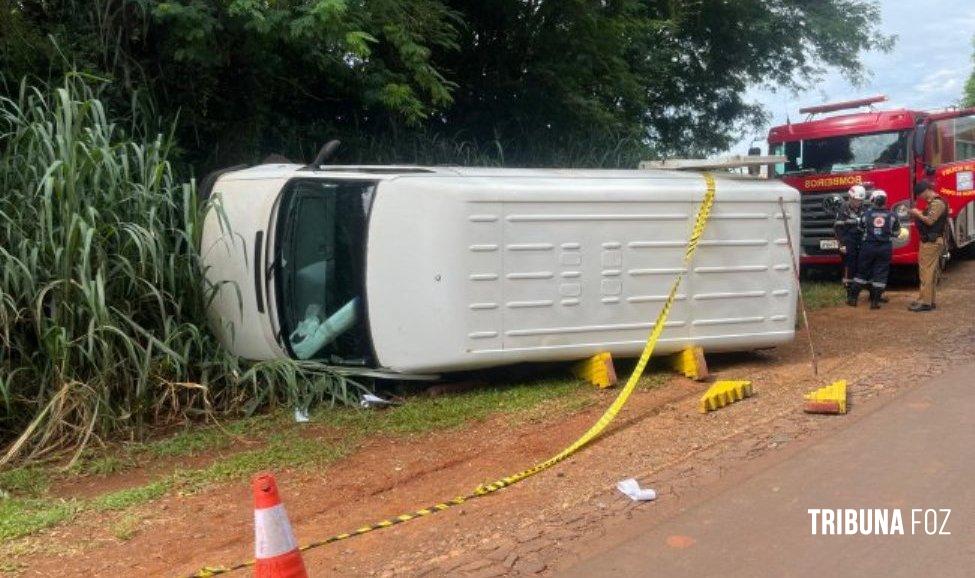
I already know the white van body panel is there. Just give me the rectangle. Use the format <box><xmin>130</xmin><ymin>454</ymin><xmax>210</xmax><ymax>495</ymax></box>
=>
<box><xmin>200</xmin><ymin>165</ymin><xmax>799</xmax><ymax>373</ymax></box>
<box><xmin>365</xmin><ymin>169</ymin><xmax>799</xmax><ymax>373</ymax></box>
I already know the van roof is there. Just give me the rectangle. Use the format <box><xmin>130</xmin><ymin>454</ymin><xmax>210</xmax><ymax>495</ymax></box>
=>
<box><xmin>217</xmin><ymin>163</ymin><xmax>768</xmax><ymax>182</ymax></box>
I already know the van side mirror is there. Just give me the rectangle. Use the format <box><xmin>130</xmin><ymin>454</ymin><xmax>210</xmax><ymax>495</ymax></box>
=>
<box><xmin>746</xmin><ymin>146</ymin><xmax>762</xmax><ymax>175</ymax></box>
<box><xmin>311</xmin><ymin>140</ymin><xmax>342</xmax><ymax>168</ymax></box>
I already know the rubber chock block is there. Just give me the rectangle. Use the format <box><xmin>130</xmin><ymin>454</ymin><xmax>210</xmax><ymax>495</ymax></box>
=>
<box><xmin>699</xmin><ymin>380</ymin><xmax>753</xmax><ymax>413</ymax></box>
<box><xmin>670</xmin><ymin>346</ymin><xmax>709</xmax><ymax>381</ymax></box>
<box><xmin>804</xmin><ymin>380</ymin><xmax>847</xmax><ymax>414</ymax></box>
<box><xmin>572</xmin><ymin>352</ymin><xmax>618</xmax><ymax>388</ymax></box>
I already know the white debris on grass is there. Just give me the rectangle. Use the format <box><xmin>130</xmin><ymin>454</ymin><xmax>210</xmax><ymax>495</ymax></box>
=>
<box><xmin>360</xmin><ymin>393</ymin><xmax>396</xmax><ymax>409</ymax></box>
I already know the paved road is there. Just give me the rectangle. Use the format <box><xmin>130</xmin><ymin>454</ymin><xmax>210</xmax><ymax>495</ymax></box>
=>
<box><xmin>560</xmin><ymin>362</ymin><xmax>975</xmax><ymax>578</ymax></box>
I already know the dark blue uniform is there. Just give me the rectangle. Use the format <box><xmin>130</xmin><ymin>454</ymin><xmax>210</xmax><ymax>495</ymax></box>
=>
<box><xmin>834</xmin><ymin>200</ymin><xmax>864</xmax><ymax>285</ymax></box>
<box><xmin>852</xmin><ymin>207</ymin><xmax>901</xmax><ymax>308</ymax></box>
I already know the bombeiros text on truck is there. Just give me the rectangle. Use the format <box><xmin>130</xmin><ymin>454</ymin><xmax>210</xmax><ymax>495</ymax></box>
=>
<box><xmin>766</xmin><ymin>95</ymin><xmax>975</xmax><ymax>270</ymax></box>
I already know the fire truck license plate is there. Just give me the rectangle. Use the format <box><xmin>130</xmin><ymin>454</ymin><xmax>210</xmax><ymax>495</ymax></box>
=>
<box><xmin>820</xmin><ymin>239</ymin><xmax>839</xmax><ymax>250</ymax></box>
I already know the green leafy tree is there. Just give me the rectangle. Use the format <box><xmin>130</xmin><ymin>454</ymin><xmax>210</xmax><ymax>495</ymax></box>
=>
<box><xmin>0</xmin><ymin>0</ymin><xmax>461</xmax><ymax>168</ymax></box>
<box><xmin>1</xmin><ymin>0</ymin><xmax>893</xmax><ymax>167</ymax></box>
<box><xmin>965</xmin><ymin>37</ymin><xmax>975</xmax><ymax>107</ymax></box>
<box><xmin>435</xmin><ymin>0</ymin><xmax>892</xmax><ymax>159</ymax></box>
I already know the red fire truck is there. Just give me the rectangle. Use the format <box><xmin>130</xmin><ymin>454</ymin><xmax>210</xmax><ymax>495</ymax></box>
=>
<box><xmin>766</xmin><ymin>95</ymin><xmax>975</xmax><ymax>269</ymax></box>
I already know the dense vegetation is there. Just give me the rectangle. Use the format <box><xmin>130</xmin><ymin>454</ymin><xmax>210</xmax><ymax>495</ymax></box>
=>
<box><xmin>2</xmin><ymin>0</ymin><xmax>892</xmax><ymax>170</ymax></box>
<box><xmin>966</xmin><ymin>38</ymin><xmax>975</xmax><ymax>107</ymax></box>
<box><xmin>0</xmin><ymin>1</ymin><xmax>892</xmax><ymax>462</ymax></box>
<box><xmin>0</xmin><ymin>76</ymin><xmax>364</xmax><ymax>464</ymax></box>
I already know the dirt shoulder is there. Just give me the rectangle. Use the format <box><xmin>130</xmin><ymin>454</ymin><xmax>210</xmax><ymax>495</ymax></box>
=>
<box><xmin>5</xmin><ymin>262</ymin><xmax>974</xmax><ymax>578</ymax></box>
<box><xmin>559</xmin><ymin>361</ymin><xmax>975</xmax><ymax>578</ymax></box>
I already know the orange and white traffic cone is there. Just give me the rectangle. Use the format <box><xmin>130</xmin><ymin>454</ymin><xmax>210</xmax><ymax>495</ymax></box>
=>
<box><xmin>252</xmin><ymin>472</ymin><xmax>308</xmax><ymax>578</ymax></box>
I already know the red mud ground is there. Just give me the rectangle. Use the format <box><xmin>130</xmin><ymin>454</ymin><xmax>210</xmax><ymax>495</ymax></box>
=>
<box><xmin>6</xmin><ymin>262</ymin><xmax>975</xmax><ymax>577</ymax></box>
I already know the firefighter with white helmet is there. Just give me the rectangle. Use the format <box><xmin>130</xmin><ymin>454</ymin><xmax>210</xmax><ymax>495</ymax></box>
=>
<box><xmin>849</xmin><ymin>189</ymin><xmax>901</xmax><ymax>309</ymax></box>
<box><xmin>835</xmin><ymin>184</ymin><xmax>867</xmax><ymax>302</ymax></box>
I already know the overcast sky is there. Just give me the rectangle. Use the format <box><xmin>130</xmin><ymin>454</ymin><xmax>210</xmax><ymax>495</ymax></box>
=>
<box><xmin>730</xmin><ymin>0</ymin><xmax>975</xmax><ymax>154</ymax></box>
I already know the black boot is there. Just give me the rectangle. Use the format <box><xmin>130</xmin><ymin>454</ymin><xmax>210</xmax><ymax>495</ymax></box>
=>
<box><xmin>846</xmin><ymin>283</ymin><xmax>861</xmax><ymax>307</ymax></box>
<box><xmin>869</xmin><ymin>287</ymin><xmax>882</xmax><ymax>310</ymax></box>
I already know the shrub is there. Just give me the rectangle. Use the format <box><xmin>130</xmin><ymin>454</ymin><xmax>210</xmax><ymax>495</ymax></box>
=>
<box><xmin>0</xmin><ymin>74</ymin><xmax>360</xmax><ymax>466</ymax></box>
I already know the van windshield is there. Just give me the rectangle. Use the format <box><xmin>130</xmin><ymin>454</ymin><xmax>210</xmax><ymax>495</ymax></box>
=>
<box><xmin>274</xmin><ymin>178</ymin><xmax>374</xmax><ymax>363</ymax></box>
<box><xmin>771</xmin><ymin>130</ymin><xmax>910</xmax><ymax>176</ymax></box>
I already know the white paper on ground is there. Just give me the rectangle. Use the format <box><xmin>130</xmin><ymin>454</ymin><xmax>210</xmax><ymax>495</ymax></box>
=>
<box><xmin>360</xmin><ymin>393</ymin><xmax>395</xmax><ymax>408</ymax></box>
<box><xmin>616</xmin><ymin>478</ymin><xmax>657</xmax><ymax>501</ymax></box>
<box><xmin>293</xmin><ymin>407</ymin><xmax>310</xmax><ymax>423</ymax></box>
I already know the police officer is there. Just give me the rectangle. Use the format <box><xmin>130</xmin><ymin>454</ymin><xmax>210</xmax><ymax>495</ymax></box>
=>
<box><xmin>836</xmin><ymin>185</ymin><xmax>867</xmax><ymax>305</ymax></box>
<box><xmin>850</xmin><ymin>190</ymin><xmax>901</xmax><ymax>309</ymax></box>
<box><xmin>908</xmin><ymin>180</ymin><xmax>948</xmax><ymax>312</ymax></box>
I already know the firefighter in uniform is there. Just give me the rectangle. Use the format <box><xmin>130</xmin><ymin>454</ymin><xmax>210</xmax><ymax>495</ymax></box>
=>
<box><xmin>850</xmin><ymin>190</ymin><xmax>901</xmax><ymax>309</ymax></box>
<box><xmin>836</xmin><ymin>185</ymin><xmax>867</xmax><ymax>305</ymax></box>
<box><xmin>908</xmin><ymin>180</ymin><xmax>948</xmax><ymax>312</ymax></box>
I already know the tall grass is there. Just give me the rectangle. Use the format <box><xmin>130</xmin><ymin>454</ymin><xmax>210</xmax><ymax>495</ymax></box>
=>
<box><xmin>267</xmin><ymin>117</ymin><xmax>653</xmax><ymax>170</ymax></box>
<box><xmin>0</xmin><ymin>74</ymin><xmax>361</xmax><ymax>466</ymax></box>
<box><xmin>336</xmin><ymin>128</ymin><xmax>652</xmax><ymax>169</ymax></box>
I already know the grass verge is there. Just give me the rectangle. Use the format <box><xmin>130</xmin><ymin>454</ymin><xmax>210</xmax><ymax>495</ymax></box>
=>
<box><xmin>322</xmin><ymin>378</ymin><xmax>587</xmax><ymax>434</ymax></box>
<box><xmin>0</xmin><ymin>377</ymin><xmax>594</xmax><ymax>541</ymax></box>
<box><xmin>801</xmin><ymin>281</ymin><xmax>846</xmax><ymax>310</ymax></box>
<box><xmin>0</xmin><ymin>499</ymin><xmax>81</xmax><ymax>541</ymax></box>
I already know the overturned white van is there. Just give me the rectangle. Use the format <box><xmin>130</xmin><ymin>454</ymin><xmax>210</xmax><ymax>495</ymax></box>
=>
<box><xmin>200</xmin><ymin>164</ymin><xmax>799</xmax><ymax>375</ymax></box>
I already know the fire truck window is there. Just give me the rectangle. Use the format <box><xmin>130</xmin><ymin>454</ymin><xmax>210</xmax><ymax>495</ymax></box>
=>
<box><xmin>930</xmin><ymin>116</ymin><xmax>975</xmax><ymax>163</ymax></box>
<box><xmin>773</xmin><ymin>141</ymin><xmax>802</xmax><ymax>175</ymax></box>
<box><xmin>958</xmin><ymin>118</ymin><xmax>975</xmax><ymax>160</ymax></box>
<box><xmin>931</xmin><ymin>116</ymin><xmax>975</xmax><ymax>164</ymax></box>
<box><xmin>925</xmin><ymin>122</ymin><xmax>944</xmax><ymax>165</ymax></box>
<box><xmin>775</xmin><ymin>131</ymin><xmax>908</xmax><ymax>175</ymax></box>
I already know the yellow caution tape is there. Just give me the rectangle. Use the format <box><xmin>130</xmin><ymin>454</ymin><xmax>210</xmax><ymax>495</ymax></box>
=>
<box><xmin>188</xmin><ymin>173</ymin><xmax>717</xmax><ymax>577</ymax></box>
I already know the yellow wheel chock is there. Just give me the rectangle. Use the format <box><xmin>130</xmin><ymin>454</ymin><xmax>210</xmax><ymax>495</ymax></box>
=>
<box><xmin>572</xmin><ymin>352</ymin><xmax>618</xmax><ymax>388</ymax></box>
<box><xmin>670</xmin><ymin>346</ymin><xmax>709</xmax><ymax>381</ymax></box>
<box><xmin>699</xmin><ymin>380</ymin><xmax>753</xmax><ymax>413</ymax></box>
